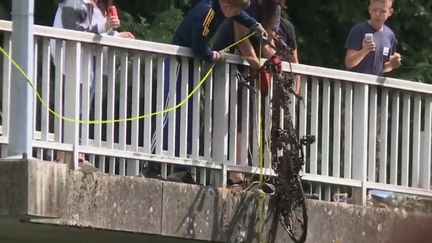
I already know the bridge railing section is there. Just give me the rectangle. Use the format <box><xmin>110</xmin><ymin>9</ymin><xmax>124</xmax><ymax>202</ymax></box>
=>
<box><xmin>0</xmin><ymin>20</ymin><xmax>267</xmax><ymax>187</ymax></box>
<box><xmin>0</xmin><ymin>20</ymin><xmax>431</xmax><ymax>203</ymax></box>
<box><xmin>294</xmin><ymin>64</ymin><xmax>432</xmax><ymax>202</ymax></box>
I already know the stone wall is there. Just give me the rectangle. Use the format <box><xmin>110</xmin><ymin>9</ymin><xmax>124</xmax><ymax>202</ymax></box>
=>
<box><xmin>1</xmin><ymin>159</ymin><xmax>432</xmax><ymax>243</ymax></box>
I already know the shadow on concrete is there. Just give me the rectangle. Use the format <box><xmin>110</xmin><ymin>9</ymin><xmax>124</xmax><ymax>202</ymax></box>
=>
<box><xmin>225</xmin><ymin>190</ymin><xmax>283</xmax><ymax>243</ymax></box>
<box><xmin>174</xmin><ymin>186</ymin><xmax>224</xmax><ymax>241</ymax></box>
<box><xmin>176</xmin><ymin>184</ymin><xmax>283</xmax><ymax>243</ymax></box>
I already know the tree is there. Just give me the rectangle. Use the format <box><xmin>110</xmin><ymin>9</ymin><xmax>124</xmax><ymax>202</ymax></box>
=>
<box><xmin>0</xmin><ymin>2</ymin><xmax>9</xmax><ymax>20</ymax></box>
<box><xmin>118</xmin><ymin>2</ymin><xmax>187</xmax><ymax>43</ymax></box>
<box><xmin>389</xmin><ymin>0</ymin><xmax>432</xmax><ymax>82</ymax></box>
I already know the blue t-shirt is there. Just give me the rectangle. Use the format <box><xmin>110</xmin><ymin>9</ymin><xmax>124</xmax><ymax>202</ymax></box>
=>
<box><xmin>173</xmin><ymin>0</ymin><xmax>257</xmax><ymax>61</ymax></box>
<box><xmin>344</xmin><ymin>21</ymin><xmax>397</xmax><ymax>76</ymax></box>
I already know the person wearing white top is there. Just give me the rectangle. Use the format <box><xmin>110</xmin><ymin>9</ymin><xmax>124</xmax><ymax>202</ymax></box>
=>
<box><xmin>51</xmin><ymin>0</ymin><xmax>134</xmax><ymax>164</ymax></box>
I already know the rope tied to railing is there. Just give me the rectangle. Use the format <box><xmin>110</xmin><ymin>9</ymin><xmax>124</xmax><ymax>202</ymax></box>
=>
<box><xmin>1</xmin><ymin>28</ymin><xmax>278</xmax><ymax>241</ymax></box>
<box><xmin>0</xmin><ymin>31</ymin><xmax>256</xmax><ymax>124</ymax></box>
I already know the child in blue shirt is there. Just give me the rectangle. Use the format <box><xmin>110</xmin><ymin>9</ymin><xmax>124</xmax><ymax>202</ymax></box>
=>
<box><xmin>173</xmin><ymin>0</ymin><xmax>267</xmax><ymax>62</ymax></box>
<box><xmin>345</xmin><ymin>0</ymin><xmax>401</xmax><ymax>76</ymax></box>
<box><xmin>162</xmin><ymin>0</ymin><xmax>266</xmax><ymax>183</ymax></box>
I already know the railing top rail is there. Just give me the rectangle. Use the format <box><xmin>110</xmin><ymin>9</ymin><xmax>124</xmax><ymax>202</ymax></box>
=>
<box><xmin>1</xmin><ymin>20</ymin><xmax>432</xmax><ymax>95</ymax></box>
<box><xmin>0</xmin><ymin>20</ymin><xmax>248</xmax><ymax>66</ymax></box>
<box><xmin>0</xmin><ymin>20</ymin><xmax>192</xmax><ymax>56</ymax></box>
<box><xmin>286</xmin><ymin>62</ymin><xmax>432</xmax><ymax>95</ymax></box>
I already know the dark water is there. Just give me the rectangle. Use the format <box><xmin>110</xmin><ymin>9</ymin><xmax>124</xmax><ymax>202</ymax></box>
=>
<box><xmin>0</xmin><ymin>218</ymin><xmax>214</xmax><ymax>243</ymax></box>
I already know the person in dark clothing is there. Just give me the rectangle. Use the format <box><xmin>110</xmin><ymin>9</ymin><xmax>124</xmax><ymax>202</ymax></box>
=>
<box><xmin>161</xmin><ymin>0</ymin><xmax>267</xmax><ymax>183</ymax></box>
<box><xmin>212</xmin><ymin>0</ymin><xmax>285</xmax><ymax>186</ymax></box>
<box><xmin>345</xmin><ymin>0</ymin><xmax>401</xmax><ymax>76</ymax></box>
<box><xmin>277</xmin><ymin>18</ymin><xmax>301</xmax><ymax>94</ymax></box>
<box><xmin>173</xmin><ymin>0</ymin><xmax>268</xmax><ymax>62</ymax></box>
<box><xmin>213</xmin><ymin>0</ymin><xmax>282</xmax><ymax>68</ymax></box>
<box><xmin>213</xmin><ymin>0</ymin><xmax>284</xmax><ymax>95</ymax></box>
<box><xmin>277</xmin><ymin>18</ymin><xmax>297</xmax><ymax>62</ymax></box>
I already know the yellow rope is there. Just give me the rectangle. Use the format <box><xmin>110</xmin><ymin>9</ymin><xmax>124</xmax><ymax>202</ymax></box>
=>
<box><xmin>2</xmin><ymin>29</ymin><xmax>271</xmax><ymax>238</ymax></box>
<box><xmin>0</xmin><ymin>31</ymin><xmax>256</xmax><ymax>124</ymax></box>
<box><xmin>1</xmin><ymin>30</ymin><xmax>268</xmax><ymax>236</ymax></box>
<box><xmin>257</xmin><ymin>38</ymin><xmax>266</xmax><ymax>243</ymax></box>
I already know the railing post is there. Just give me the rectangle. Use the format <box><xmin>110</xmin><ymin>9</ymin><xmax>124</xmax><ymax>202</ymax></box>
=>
<box><xmin>420</xmin><ymin>97</ymin><xmax>432</xmax><ymax>190</ymax></box>
<box><xmin>63</xmin><ymin>41</ymin><xmax>81</xmax><ymax>170</ymax></box>
<box><xmin>213</xmin><ymin>63</ymin><xmax>229</xmax><ymax>187</ymax></box>
<box><xmin>2</xmin><ymin>33</ymin><xmax>11</xmax><ymax>142</ymax></box>
<box><xmin>9</xmin><ymin>0</ymin><xmax>34</xmax><ymax>157</ymax></box>
<box><xmin>352</xmin><ymin>83</ymin><xmax>369</xmax><ymax>205</ymax></box>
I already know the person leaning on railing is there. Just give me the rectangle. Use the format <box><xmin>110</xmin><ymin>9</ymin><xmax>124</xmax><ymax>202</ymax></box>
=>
<box><xmin>156</xmin><ymin>0</ymin><xmax>267</xmax><ymax>183</ymax></box>
<box><xmin>173</xmin><ymin>0</ymin><xmax>267</xmax><ymax>62</ymax></box>
<box><xmin>51</xmin><ymin>0</ymin><xmax>135</xmax><ymax>75</ymax></box>
<box><xmin>52</xmin><ymin>0</ymin><xmax>134</xmax><ymax>38</ymax></box>
<box><xmin>212</xmin><ymin>0</ymin><xmax>284</xmax><ymax>188</ymax></box>
<box><xmin>277</xmin><ymin>17</ymin><xmax>301</xmax><ymax>95</ymax></box>
<box><xmin>51</xmin><ymin>0</ymin><xmax>134</xmax><ymax>165</ymax></box>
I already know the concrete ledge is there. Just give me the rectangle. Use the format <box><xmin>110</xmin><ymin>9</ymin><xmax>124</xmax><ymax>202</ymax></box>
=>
<box><xmin>51</xmin><ymin>171</ymin><xmax>291</xmax><ymax>242</ymax></box>
<box><xmin>308</xmin><ymin>201</ymin><xmax>432</xmax><ymax>243</ymax></box>
<box><xmin>64</xmin><ymin>171</ymin><xmax>163</xmax><ymax>234</ymax></box>
<box><xmin>1</xmin><ymin>160</ymin><xmax>432</xmax><ymax>243</ymax></box>
<box><xmin>0</xmin><ymin>159</ymin><xmax>67</xmax><ymax>217</ymax></box>
<box><xmin>54</xmin><ymin>171</ymin><xmax>432</xmax><ymax>242</ymax></box>
<box><xmin>160</xmin><ymin>182</ymin><xmax>291</xmax><ymax>242</ymax></box>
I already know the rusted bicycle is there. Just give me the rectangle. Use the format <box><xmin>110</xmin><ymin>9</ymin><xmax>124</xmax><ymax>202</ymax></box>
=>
<box><xmin>238</xmin><ymin>36</ymin><xmax>314</xmax><ymax>243</ymax></box>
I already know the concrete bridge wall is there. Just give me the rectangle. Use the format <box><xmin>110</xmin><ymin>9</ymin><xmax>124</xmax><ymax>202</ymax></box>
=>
<box><xmin>0</xmin><ymin>159</ymin><xmax>431</xmax><ymax>243</ymax></box>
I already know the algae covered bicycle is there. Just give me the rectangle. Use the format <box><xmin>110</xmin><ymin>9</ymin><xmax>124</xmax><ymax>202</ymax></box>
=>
<box><xmin>269</xmin><ymin>56</ymin><xmax>313</xmax><ymax>243</ymax></box>
<box><xmin>239</xmin><ymin>36</ymin><xmax>314</xmax><ymax>243</ymax></box>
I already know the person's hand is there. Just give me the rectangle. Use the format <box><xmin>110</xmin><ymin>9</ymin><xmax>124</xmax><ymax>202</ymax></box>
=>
<box><xmin>389</xmin><ymin>52</ymin><xmax>402</xmax><ymax>69</ymax></box>
<box><xmin>270</xmin><ymin>55</ymin><xmax>282</xmax><ymax>73</ymax></box>
<box><xmin>259</xmin><ymin>69</ymin><xmax>271</xmax><ymax>95</ymax></box>
<box><xmin>252</xmin><ymin>23</ymin><xmax>268</xmax><ymax>41</ymax></box>
<box><xmin>106</xmin><ymin>15</ymin><xmax>120</xmax><ymax>30</ymax></box>
<box><xmin>119</xmin><ymin>32</ymin><xmax>135</xmax><ymax>39</ymax></box>
<box><xmin>362</xmin><ymin>36</ymin><xmax>376</xmax><ymax>53</ymax></box>
<box><xmin>249</xmin><ymin>57</ymin><xmax>260</xmax><ymax>71</ymax></box>
<box><xmin>212</xmin><ymin>50</ymin><xmax>228</xmax><ymax>62</ymax></box>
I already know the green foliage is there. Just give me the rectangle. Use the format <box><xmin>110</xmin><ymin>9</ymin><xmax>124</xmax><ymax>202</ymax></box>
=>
<box><xmin>115</xmin><ymin>1</ymin><xmax>193</xmax><ymax>23</ymax></box>
<box><xmin>146</xmin><ymin>8</ymin><xmax>184</xmax><ymax>43</ymax></box>
<box><xmin>389</xmin><ymin>0</ymin><xmax>432</xmax><ymax>82</ymax></box>
<box><xmin>0</xmin><ymin>2</ymin><xmax>9</xmax><ymax>20</ymax></box>
<box><xmin>119</xmin><ymin>8</ymin><xmax>184</xmax><ymax>44</ymax></box>
<box><xmin>286</xmin><ymin>0</ymin><xmax>367</xmax><ymax>69</ymax></box>
<box><xmin>117</xmin><ymin>1</ymin><xmax>194</xmax><ymax>43</ymax></box>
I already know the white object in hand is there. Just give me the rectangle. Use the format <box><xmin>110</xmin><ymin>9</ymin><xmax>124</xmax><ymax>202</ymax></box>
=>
<box><xmin>365</xmin><ymin>33</ymin><xmax>374</xmax><ymax>41</ymax></box>
<box><xmin>364</xmin><ymin>33</ymin><xmax>375</xmax><ymax>52</ymax></box>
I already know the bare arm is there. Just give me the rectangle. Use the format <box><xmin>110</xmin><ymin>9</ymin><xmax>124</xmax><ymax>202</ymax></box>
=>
<box><xmin>234</xmin><ymin>22</ymin><xmax>276</xmax><ymax>70</ymax></box>
<box><xmin>345</xmin><ymin>49</ymin><xmax>370</xmax><ymax>69</ymax></box>
<box><xmin>234</xmin><ymin>21</ymin><xmax>260</xmax><ymax>70</ymax></box>
<box><xmin>262</xmin><ymin>34</ymin><xmax>276</xmax><ymax>57</ymax></box>
<box><xmin>288</xmin><ymin>49</ymin><xmax>301</xmax><ymax>95</ymax></box>
<box><xmin>345</xmin><ymin>36</ymin><xmax>376</xmax><ymax>69</ymax></box>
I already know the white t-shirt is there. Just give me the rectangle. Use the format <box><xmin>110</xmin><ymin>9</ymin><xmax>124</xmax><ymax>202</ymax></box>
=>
<box><xmin>51</xmin><ymin>0</ymin><xmax>114</xmax><ymax>77</ymax></box>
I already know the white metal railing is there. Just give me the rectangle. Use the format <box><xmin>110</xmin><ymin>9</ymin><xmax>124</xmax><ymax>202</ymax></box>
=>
<box><xmin>1</xmin><ymin>20</ymin><xmax>431</xmax><ymax>203</ymax></box>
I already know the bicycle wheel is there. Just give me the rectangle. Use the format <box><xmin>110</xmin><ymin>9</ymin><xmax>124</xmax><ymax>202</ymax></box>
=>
<box><xmin>277</xmin><ymin>176</ymin><xmax>308</xmax><ymax>243</ymax></box>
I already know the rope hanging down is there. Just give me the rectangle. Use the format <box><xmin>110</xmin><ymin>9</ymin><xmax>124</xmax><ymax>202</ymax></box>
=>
<box><xmin>1</xmin><ymin>28</ymin><xmax>277</xmax><ymax>241</ymax></box>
